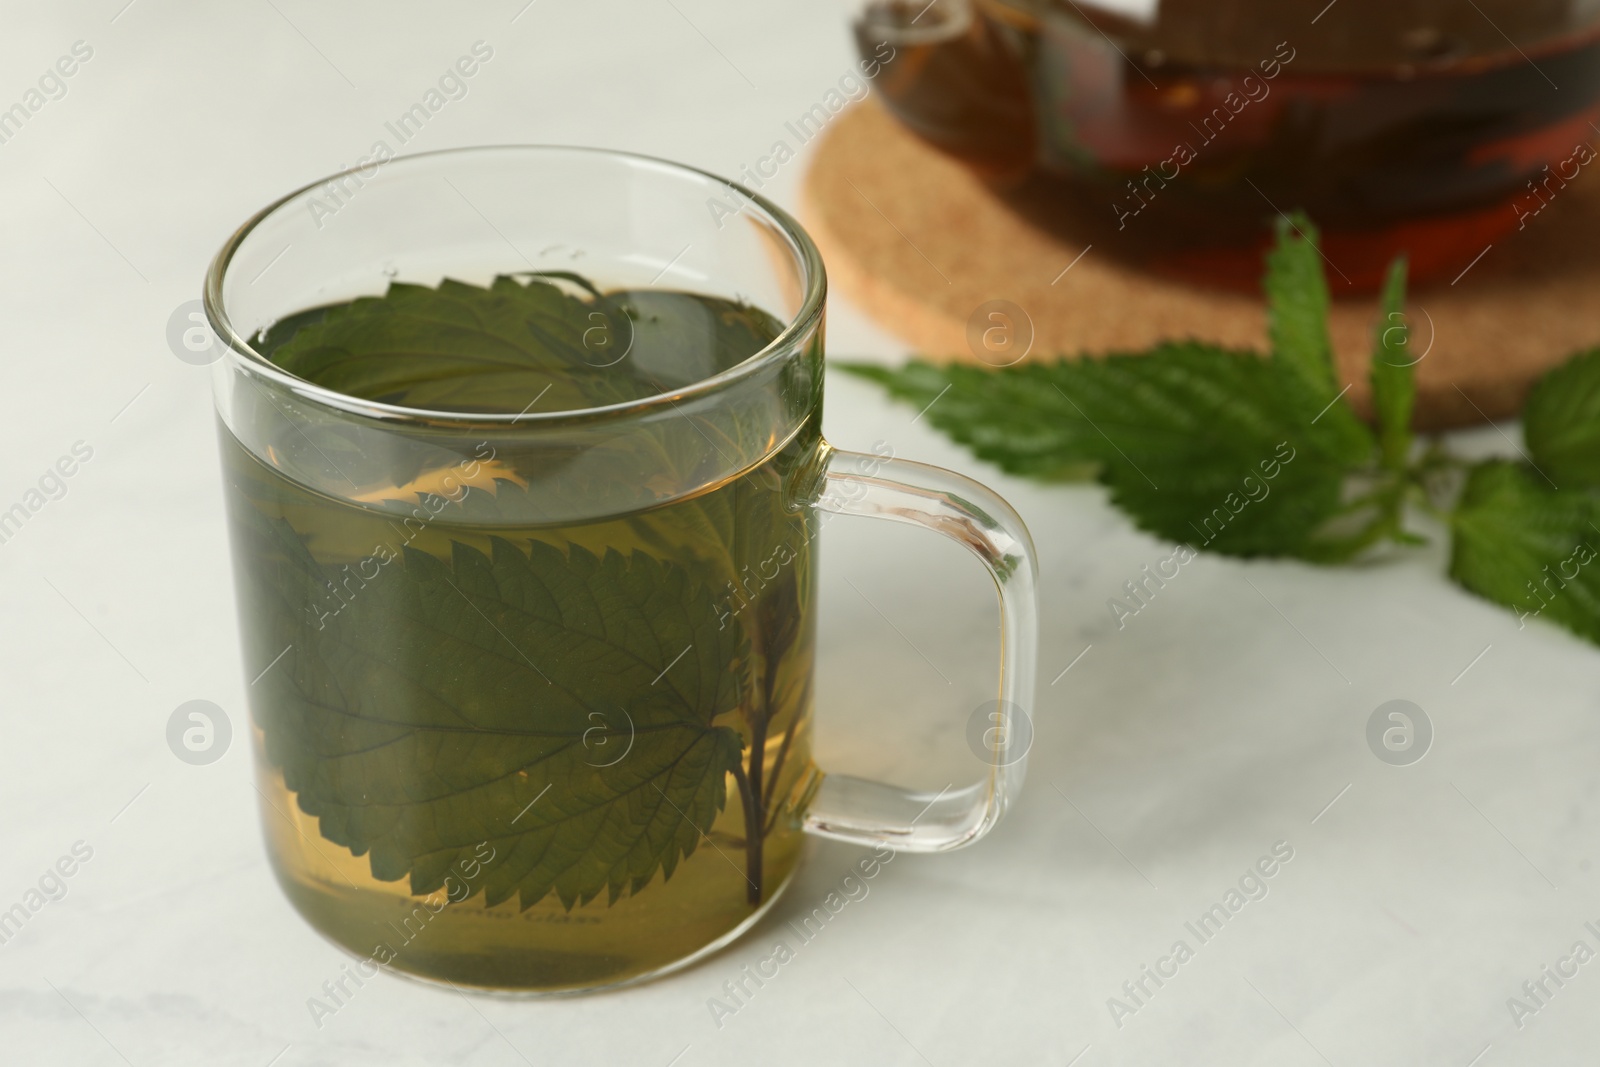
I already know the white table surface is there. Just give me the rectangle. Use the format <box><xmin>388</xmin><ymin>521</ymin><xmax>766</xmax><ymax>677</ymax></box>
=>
<box><xmin>2</xmin><ymin>2</ymin><xmax>1596</xmax><ymax>1065</ymax></box>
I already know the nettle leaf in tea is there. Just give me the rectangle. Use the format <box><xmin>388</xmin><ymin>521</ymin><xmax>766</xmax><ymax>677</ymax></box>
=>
<box><xmin>240</xmin><ymin>505</ymin><xmax>748</xmax><ymax>911</ymax></box>
<box><xmin>261</xmin><ymin>272</ymin><xmax>784</xmax><ymax>414</ymax></box>
<box><xmin>224</xmin><ymin>273</ymin><xmax>816</xmax><ymax>987</ymax></box>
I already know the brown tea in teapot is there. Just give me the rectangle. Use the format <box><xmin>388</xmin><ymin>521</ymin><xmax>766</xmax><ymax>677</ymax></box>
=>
<box><xmin>858</xmin><ymin>0</ymin><xmax>1600</xmax><ymax>289</ymax></box>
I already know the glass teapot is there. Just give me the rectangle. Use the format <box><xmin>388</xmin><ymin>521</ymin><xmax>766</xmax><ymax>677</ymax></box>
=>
<box><xmin>855</xmin><ymin>0</ymin><xmax>1600</xmax><ymax>289</ymax></box>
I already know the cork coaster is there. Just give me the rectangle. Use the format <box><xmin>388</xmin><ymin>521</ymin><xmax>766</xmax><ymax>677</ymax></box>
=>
<box><xmin>802</xmin><ymin>100</ymin><xmax>1600</xmax><ymax>429</ymax></box>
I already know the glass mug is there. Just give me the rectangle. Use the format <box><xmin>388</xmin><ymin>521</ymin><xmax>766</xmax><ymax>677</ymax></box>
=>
<box><xmin>205</xmin><ymin>145</ymin><xmax>1038</xmax><ymax>993</ymax></box>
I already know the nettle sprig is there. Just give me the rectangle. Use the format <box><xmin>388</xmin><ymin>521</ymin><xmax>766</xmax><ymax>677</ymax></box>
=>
<box><xmin>844</xmin><ymin>215</ymin><xmax>1600</xmax><ymax>645</ymax></box>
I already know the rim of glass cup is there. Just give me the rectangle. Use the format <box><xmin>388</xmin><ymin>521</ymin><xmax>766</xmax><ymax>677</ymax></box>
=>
<box><xmin>202</xmin><ymin>144</ymin><xmax>828</xmax><ymax>429</ymax></box>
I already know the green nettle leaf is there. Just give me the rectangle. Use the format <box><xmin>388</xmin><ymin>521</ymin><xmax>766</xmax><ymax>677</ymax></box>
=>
<box><xmin>261</xmin><ymin>274</ymin><xmax>782</xmax><ymax>418</ymax></box>
<box><xmin>1369</xmin><ymin>257</ymin><xmax>1415</xmax><ymax>473</ymax></box>
<box><xmin>1450</xmin><ymin>461</ymin><xmax>1600</xmax><ymax>643</ymax></box>
<box><xmin>840</xmin><ymin>360</ymin><xmax>1106</xmax><ymax>480</ymax></box>
<box><xmin>237</xmin><ymin>504</ymin><xmax>748</xmax><ymax>911</ymax></box>
<box><xmin>1523</xmin><ymin>347</ymin><xmax>1600</xmax><ymax>489</ymax></box>
<box><xmin>1044</xmin><ymin>346</ymin><xmax>1370</xmax><ymax>558</ymax></box>
<box><xmin>1255</xmin><ymin>213</ymin><xmax>1375</xmax><ymax>463</ymax></box>
<box><xmin>842</xmin><ymin>337</ymin><xmax>1372</xmax><ymax>559</ymax></box>
<box><xmin>266</xmin><ymin>276</ymin><xmax>634</xmax><ymax>413</ymax></box>
<box><xmin>1264</xmin><ymin>212</ymin><xmax>1340</xmax><ymax>404</ymax></box>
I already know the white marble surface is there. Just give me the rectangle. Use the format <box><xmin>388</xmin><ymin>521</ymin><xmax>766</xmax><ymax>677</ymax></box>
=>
<box><xmin>1</xmin><ymin>2</ymin><xmax>1597</xmax><ymax>1065</ymax></box>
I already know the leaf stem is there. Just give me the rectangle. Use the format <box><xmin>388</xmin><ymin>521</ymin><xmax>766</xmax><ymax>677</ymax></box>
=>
<box><xmin>762</xmin><ymin>676</ymin><xmax>810</xmax><ymax>837</ymax></box>
<box><xmin>1412</xmin><ymin>438</ymin><xmax>1469</xmax><ymax>474</ymax></box>
<box><xmin>742</xmin><ymin>704</ymin><xmax>768</xmax><ymax>907</ymax></box>
<box><xmin>728</xmin><ymin>760</ymin><xmax>762</xmax><ymax>905</ymax></box>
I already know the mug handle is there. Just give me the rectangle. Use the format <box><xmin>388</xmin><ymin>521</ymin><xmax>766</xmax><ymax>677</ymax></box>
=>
<box><xmin>794</xmin><ymin>443</ymin><xmax>1040</xmax><ymax>851</ymax></box>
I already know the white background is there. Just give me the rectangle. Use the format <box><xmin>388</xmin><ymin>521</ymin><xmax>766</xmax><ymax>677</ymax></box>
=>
<box><xmin>0</xmin><ymin>2</ymin><xmax>1596</xmax><ymax>1065</ymax></box>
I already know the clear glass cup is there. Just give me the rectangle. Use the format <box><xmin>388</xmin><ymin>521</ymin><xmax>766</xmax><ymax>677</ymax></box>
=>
<box><xmin>205</xmin><ymin>145</ymin><xmax>1039</xmax><ymax>994</ymax></box>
